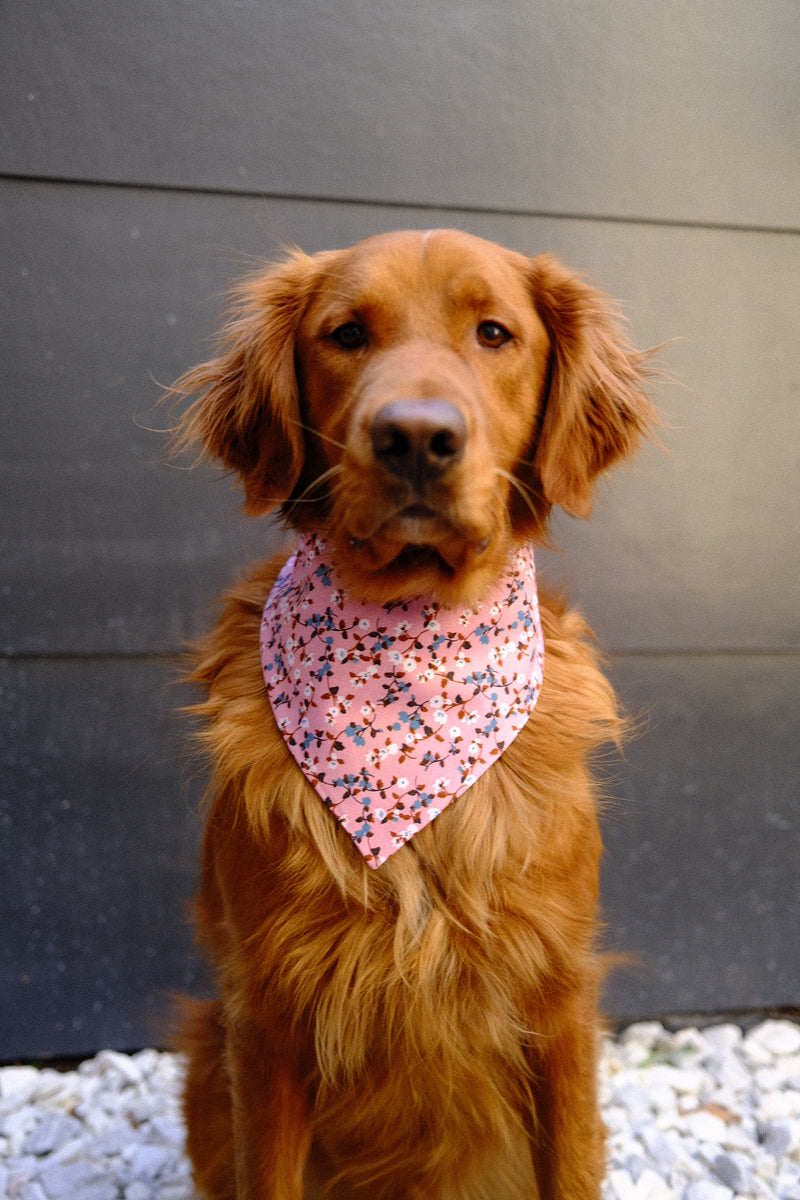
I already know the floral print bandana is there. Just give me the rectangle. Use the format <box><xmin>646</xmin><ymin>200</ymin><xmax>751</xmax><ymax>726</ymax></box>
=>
<box><xmin>260</xmin><ymin>534</ymin><xmax>544</xmax><ymax>868</ymax></box>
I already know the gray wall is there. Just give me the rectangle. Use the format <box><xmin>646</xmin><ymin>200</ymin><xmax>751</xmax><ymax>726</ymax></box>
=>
<box><xmin>2</xmin><ymin>0</ymin><xmax>798</xmax><ymax>1059</ymax></box>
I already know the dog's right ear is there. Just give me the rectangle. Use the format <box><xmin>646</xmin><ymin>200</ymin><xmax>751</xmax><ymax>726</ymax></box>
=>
<box><xmin>168</xmin><ymin>251</ymin><xmax>320</xmax><ymax>516</ymax></box>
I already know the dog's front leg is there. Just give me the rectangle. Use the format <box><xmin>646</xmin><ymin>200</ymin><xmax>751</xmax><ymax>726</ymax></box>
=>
<box><xmin>227</xmin><ymin>1019</ymin><xmax>313</xmax><ymax>1200</ymax></box>
<box><xmin>530</xmin><ymin>987</ymin><xmax>605</xmax><ymax>1200</ymax></box>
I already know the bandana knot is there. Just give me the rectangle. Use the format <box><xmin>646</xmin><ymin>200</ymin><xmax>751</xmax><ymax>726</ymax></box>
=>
<box><xmin>260</xmin><ymin>534</ymin><xmax>544</xmax><ymax>868</ymax></box>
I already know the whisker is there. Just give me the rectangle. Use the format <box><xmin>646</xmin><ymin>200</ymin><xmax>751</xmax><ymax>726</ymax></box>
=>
<box><xmin>283</xmin><ymin>464</ymin><xmax>345</xmax><ymax>514</ymax></box>
<box><xmin>290</xmin><ymin>419</ymin><xmax>348</xmax><ymax>454</ymax></box>
<box><xmin>494</xmin><ymin>468</ymin><xmax>544</xmax><ymax>518</ymax></box>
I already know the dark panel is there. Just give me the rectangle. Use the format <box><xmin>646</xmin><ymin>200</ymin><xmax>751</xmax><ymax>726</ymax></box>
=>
<box><xmin>2</xmin><ymin>651</ymin><xmax>797</xmax><ymax>1057</ymax></box>
<box><xmin>2</xmin><ymin>0</ymin><xmax>798</xmax><ymax>230</ymax></box>
<box><xmin>2</xmin><ymin>181</ymin><xmax>798</xmax><ymax>658</ymax></box>
<box><xmin>601</xmin><ymin>654</ymin><xmax>800</xmax><ymax>1020</ymax></box>
<box><xmin>0</xmin><ymin>179</ymin><xmax>293</xmax><ymax>657</ymax></box>
<box><xmin>0</xmin><ymin>656</ymin><xmax>208</xmax><ymax>1060</ymax></box>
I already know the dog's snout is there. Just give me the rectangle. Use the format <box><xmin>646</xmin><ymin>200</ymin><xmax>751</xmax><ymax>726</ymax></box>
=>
<box><xmin>370</xmin><ymin>399</ymin><xmax>467</xmax><ymax>488</ymax></box>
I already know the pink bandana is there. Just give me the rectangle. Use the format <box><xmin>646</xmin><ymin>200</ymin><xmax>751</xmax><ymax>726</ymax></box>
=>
<box><xmin>260</xmin><ymin>534</ymin><xmax>544</xmax><ymax>868</ymax></box>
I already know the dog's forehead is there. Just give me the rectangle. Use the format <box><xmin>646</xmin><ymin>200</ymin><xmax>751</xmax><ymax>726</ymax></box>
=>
<box><xmin>320</xmin><ymin>229</ymin><xmax>531</xmax><ymax>310</ymax></box>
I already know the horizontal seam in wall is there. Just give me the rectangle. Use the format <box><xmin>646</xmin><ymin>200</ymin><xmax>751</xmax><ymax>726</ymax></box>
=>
<box><xmin>2</xmin><ymin>649</ymin><xmax>799</xmax><ymax>665</ymax></box>
<box><xmin>610</xmin><ymin>648</ymin><xmax>800</xmax><ymax>660</ymax></box>
<box><xmin>0</xmin><ymin>653</ymin><xmax>183</xmax><ymax>666</ymax></box>
<box><xmin>1</xmin><ymin>172</ymin><xmax>799</xmax><ymax>239</ymax></box>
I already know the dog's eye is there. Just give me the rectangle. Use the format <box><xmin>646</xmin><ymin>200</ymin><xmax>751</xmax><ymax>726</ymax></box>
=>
<box><xmin>477</xmin><ymin>321</ymin><xmax>512</xmax><ymax>349</ymax></box>
<box><xmin>329</xmin><ymin>322</ymin><xmax>367</xmax><ymax>350</ymax></box>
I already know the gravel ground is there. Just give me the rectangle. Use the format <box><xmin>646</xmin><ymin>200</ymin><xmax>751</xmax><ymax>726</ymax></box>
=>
<box><xmin>1</xmin><ymin>1019</ymin><xmax>799</xmax><ymax>1199</ymax></box>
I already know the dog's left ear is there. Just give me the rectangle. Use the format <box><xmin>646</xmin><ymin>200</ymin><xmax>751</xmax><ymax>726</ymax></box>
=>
<box><xmin>527</xmin><ymin>255</ymin><xmax>657</xmax><ymax>518</ymax></box>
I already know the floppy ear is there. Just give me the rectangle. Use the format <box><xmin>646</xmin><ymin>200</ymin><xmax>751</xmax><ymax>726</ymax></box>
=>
<box><xmin>169</xmin><ymin>251</ymin><xmax>319</xmax><ymax>516</ymax></box>
<box><xmin>527</xmin><ymin>255</ymin><xmax>657</xmax><ymax>518</ymax></box>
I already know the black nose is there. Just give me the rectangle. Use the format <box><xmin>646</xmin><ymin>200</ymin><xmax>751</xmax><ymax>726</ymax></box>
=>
<box><xmin>370</xmin><ymin>399</ymin><xmax>467</xmax><ymax>489</ymax></box>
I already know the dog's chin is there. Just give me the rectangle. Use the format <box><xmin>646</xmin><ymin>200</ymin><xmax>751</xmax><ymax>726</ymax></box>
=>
<box><xmin>330</xmin><ymin>509</ymin><xmax>506</xmax><ymax>609</ymax></box>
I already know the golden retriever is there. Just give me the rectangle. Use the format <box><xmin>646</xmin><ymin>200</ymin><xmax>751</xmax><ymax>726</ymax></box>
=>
<box><xmin>169</xmin><ymin>229</ymin><xmax>656</xmax><ymax>1199</ymax></box>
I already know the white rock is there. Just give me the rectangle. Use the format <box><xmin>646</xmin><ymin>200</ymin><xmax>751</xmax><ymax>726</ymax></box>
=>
<box><xmin>132</xmin><ymin>1047</ymin><xmax>161</xmax><ymax>1076</ymax></box>
<box><xmin>741</xmin><ymin>1031</ymin><xmax>780</xmax><ymax>1068</ymax></box>
<box><xmin>647</xmin><ymin>1063</ymin><xmax>710</xmax><ymax>1097</ymax></box>
<box><xmin>707</xmin><ymin>1052</ymin><xmax>752</xmax><ymax>1092</ymax></box>
<box><xmin>670</xmin><ymin>1026</ymin><xmax>708</xmax><ymax>1055</ymax></box>
<box><xmin>38</xmin><ymin>1160</ymin><xmax>118</xmax><ymax>1200</ymax></box>
<box><xmin>18</xmin><ymin>1182</ymin><xmax>49</xmax><ymax>1200</ymax></box>
<box><xmin>90</xmin><ymin>1121</ymin><xmax>141</xmax><ymax>1156</ymax></box>
<box><xmin>615</xmin><ymin>1081</ymin><xmax>654</xmax><ymax>1124</ymax></box>
<box><xmin>90</xmin><ymin>1049</ymin><xmax>146</xmax><ymax>1085</ymax></box>
<box><xmin>638</xmin><ymin>1126</ymin><xmax>680</xmax><ymax>1172</ymax></box>
<box><xmin>759</xmin><ymin>1090</ymin><xmax>800</xmax><ymax>1122</ymax></box>
<box><xmin>125</xmin><ymin>1141</ymin><xmax>175</xmax><ymax>1179</ymax></box>
<box><xmin>701</xmin><ymin>1025</ymin><xmax>744</xmax><ymax>1056</ymax></box>
<box><xmin>720</xmin><ymin>1120</ymin><xmax>757</xmax><ymax>1154</ymax></box>
<box><xmin>1</xmin><ymin>1105</ymin><xmax>41</xmax><ymax>1155</ymax></box>
<box><xmin>73</xmin><ymin>1103</ymin><xmax>115</xmax><ymax>1136</ymax></box>
<box><xmin>633</xmin><ymin>1166</ymin><xmax>673</xmax><ymax>1198</ymax></box>
<box><xmin>711</xmin><ymin>1150</ymin><xmax>752</xmax><ymax>1192</ymax></box>
<box><xmin>754</xmin><ymin>1151</ymin><xmax>779</xmax><ymax>1181</ymax></box>
<box><xmin>124</xmin><ymin>1184</ymin><xmax>153</xmax><ymax>1200</ymax></box>
<box><xmin>747</xmin><ymin>1021</ymin><xmax>800</xmax><ymax>1058</ymax></box>
<box><xmin>157</xmin><ymin>1182</ymin><xmax>194</xmax><ymax>1200</ymax></box>
<box><xmin>0</xmin><ymin>1066</ymin><xmax>41</xmax><ymax>1101</ymax></box>
<box><xmin>620</xmin><ymin>1021</ymin><xmax>668</xmax><ymax>1048</ymax></box>
<box><xmin>148</xmin><ymin>1114</ymin><xmax>186</xmax><ymax>1148</ymax></box>
<box><xmin>24</xmin><ymin>1111</ymin><xmax>84</xmax><ymax>1156</ymax></box>
<box><xmin>605</xmin><ymin>1168</ymin><xmax>639</xmax><ymax>1200</ymax></box>
<box><xmin>680</xmin><ymin>1109</ymin><xmax>729</xmax><ymax>1145</ymax></box>
<box><xmin>683</xmin><ymin>1181</ymin><xmax>734</xmax><ymax>1200</ymax></box>
<box><xmin>756</xmin><ymin>1063</ymin><xmax>790</xmax><ymax>1094</ymax></box>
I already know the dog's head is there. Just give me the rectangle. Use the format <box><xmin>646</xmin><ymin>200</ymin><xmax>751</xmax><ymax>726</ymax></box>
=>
<box><xmin>171</xmin><ymin>229</ymin><xmax>656</xmax><ymax>605</ymax></box>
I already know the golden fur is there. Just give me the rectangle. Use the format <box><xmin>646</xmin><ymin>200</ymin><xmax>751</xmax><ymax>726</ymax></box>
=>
<box><xmin>169</xmin><ymin>229</ymin><xmax>657</xmax><ymax>1199</ymax></box>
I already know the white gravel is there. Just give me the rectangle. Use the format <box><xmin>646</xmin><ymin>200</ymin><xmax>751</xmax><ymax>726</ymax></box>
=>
<box><xmin>1</xmin><ymin>1020</ymin><xmax>799</xmax><ymax>1199</ymax></box>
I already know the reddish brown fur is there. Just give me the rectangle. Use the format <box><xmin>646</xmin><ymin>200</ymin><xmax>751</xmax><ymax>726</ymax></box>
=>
<box><xmin>169</xmin><ymin>229</ymin><xmax>657</xmax><ymax>1199</ymax></box>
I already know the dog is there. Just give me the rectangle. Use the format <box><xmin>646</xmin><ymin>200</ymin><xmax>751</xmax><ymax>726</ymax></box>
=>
<box><xmin>169</xmin><ymin>229</ymin><xmax>657</xmax><ymax>1199</ymax></box>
